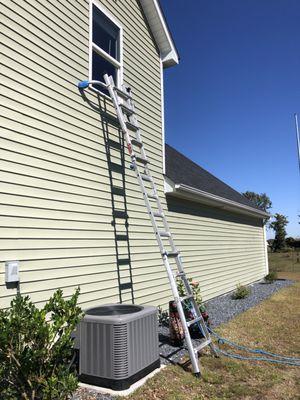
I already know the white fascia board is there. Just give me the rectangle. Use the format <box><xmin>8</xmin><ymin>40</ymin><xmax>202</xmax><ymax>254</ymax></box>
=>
<box><xmin>164</xmin><ymin>175</ymin><xmax>175</xmax><ymax>192</ymax></box>
<box><xmin>164</xmin><ymin>178</ymin><xmax>270</xmax><ymax>219</ymax></box>
<box><xmin>139</xmin><ymin>0</ymin><xmax>179</xmax><ymax>67</ymax></box>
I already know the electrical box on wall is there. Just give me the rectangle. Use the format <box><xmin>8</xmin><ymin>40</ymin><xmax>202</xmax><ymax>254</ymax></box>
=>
<box><xmin>5</xmin><ymin>261</ymin><xmax>20</xmax><ymax>283</ymax></box>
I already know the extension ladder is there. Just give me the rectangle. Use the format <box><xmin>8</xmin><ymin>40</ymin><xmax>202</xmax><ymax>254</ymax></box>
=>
<box><xmin>78</xmin><ymin>75</ymin><xmax>217</xmax><ymax>376</ymax></box>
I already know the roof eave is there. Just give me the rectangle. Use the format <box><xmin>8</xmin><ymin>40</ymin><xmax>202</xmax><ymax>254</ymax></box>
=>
<box><xmin>164</xmin><ymin>179</ymin><xmax>270</xmax><ymax>219</ymax></box>
<box><xmin>139</xmin><ymin>0</ymin><xmax>179</xmax><ymax>68</ymax></box>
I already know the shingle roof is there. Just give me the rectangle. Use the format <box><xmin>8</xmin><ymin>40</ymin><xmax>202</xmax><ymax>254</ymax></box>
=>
<box><xmin>165</xmin><ymin>144</ymin><xmax>262</xmax><ymax>211</ymax></box>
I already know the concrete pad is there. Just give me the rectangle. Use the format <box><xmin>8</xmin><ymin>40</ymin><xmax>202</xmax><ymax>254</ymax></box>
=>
<box><xmin>79</xmin><ymin>364</ymin><xmax>165</xmax><ymax>397</ymax></box>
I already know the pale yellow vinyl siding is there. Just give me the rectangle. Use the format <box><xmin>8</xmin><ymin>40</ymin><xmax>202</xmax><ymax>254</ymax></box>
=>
<box><xmin>0</xmin><ymin>0</ymin><xmax>267</xmax><ymax>310</ymax></box>
<box><xmin>0</xmin><ymin>0</ymin><xmax>167</xmax><ymax>308</ymax></box>
<box><xmin>166</xmin><ymin>197</ymin><xmax>267</xmax><ymax>301</ymax></box>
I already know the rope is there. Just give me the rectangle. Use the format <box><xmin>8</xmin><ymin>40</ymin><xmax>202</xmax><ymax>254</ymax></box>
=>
<box><xmin>208</xmin><ymin>328</ymin><xmax>300</xmax><ymax>366</ymax></box>
<box><xmin>216</xmin><ymin>348</ymin><xmax>300</xmax><ymax>366</ymax></box>
<box><xmin>184</xmin><ymin>301</ymin><xmax>300</xmax><ymax>366</ymax></box>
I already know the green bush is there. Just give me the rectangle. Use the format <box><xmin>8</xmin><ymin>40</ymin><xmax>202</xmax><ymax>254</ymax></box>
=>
<box><xmin>177</xmin><ymin>277</ymin><xmax>202</xmax><ymax>306</ymax></box>
<box><xmin>158</xmin><ymin>305</ymin><xmax>169</xmax><ymax>326</ymax></box>
<box><xmin>264</xmin><ymin>271</ymin><xmax>278</xmax><ymax>283</ymax></box>
<box><xmin>0</xmin><ymin>288</ymin><xmax>83</xmax><ymax>400</ymax></box>
<box><xmin>232</xmin><ymin>283</ymin><xmax>251</xmax><ymax>300</ymax></box>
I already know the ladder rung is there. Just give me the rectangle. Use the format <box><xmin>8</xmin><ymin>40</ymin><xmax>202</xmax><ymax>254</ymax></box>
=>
<box><xmin>116</xmin><ymin>234</ymin><xmax>128</xmax><ymax>241</ymax></box>
<box><xmin>135</xmin><ymin>156</ymin><xmax>149</xmax><ymax>165</ymax></box>
<box><xmin>158</xmin><ymin>231</ymin><xmax>170</xmax><ymax>238</ymax></box>
<box><xmin>112</xmin><ymin>186</ymin><xmax>125</xmax><ymax>196</ymax></box>
<box><xmin>187</xmin><ymin>316</ymin><xmax>202</xmax><ymax>328</ymax></box>
<box><xmin>110</xmin><ymin>162</ymin><xmax>124</xmax><ymax>173</ymax></box>
<box><xmin>180</xmin><ymin>294</ymin><xmax>194</xmax><ymax>302</ymax></box>
<box><xmin>117</xmin><ymin>258</ymin><xmax>130</xmax><ymax>266</ymax></box>
<box><xmin>153</xmin><ymin>212</ymin><xmax>164</xmax><ymax>218</ymax></box>
<box><xmin>131</xmin><ymin>139</ymin><xmax>143</xmax><ymax>148</ymax></box>
<box><xmin>147</xmin><ymin>193</ymin><xmax>158</xmax><ymax>200</ymax></box>
<box><xmin>107</xmin><ymin>139</ymin><xmax>122</xmax><ymax>150</ymax></box>
<box><xmin>194</xmin><ymin>339</ymin><xmax>211</xmax><ymax>353</ymax></box>
<box><xmin>125</xmin><ymin>121</ymin><xmax>139</xmax><ymax>131</ymax></box>
<box><xmin>119</xmin><ymin>282</ymin><xmax>132</xmax><ymax>290</ymax></box>
<box><xmin>140</xmin><ymin>174</ymin><xmax>152</xmax><ymax>182</ymax></box>
<box><xmin>164</xmin><ymin>251</ymin><xmax>179</xmax><ymax>257</ymax></box>
<box><xmin>114</xmin><ymin>87</ymin><xmax>132</xmax><ymax>100</ymax></box>
<box><xmin>120</xmin><ymin>104</ymin><xmax>134</xmax><ymax>115</ymax></box>
<box><xmin>113</xmin><ymin>210</ymin><xmax>128</xmax><ymax>219</ymax></box>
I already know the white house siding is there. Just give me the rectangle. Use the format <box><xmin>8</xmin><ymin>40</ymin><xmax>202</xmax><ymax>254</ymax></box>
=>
<box><xmin>0</xmin><ymin>0</ymin><xmax>169</xmax><ymax>309</ymax></box>
<box><xmin>166</xmin><ymin>196</ymin><xmax>267</xmax><ymax>301</ymax></box>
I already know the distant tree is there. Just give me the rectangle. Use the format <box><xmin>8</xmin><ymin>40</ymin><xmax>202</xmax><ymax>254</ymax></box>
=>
<box><xmin>286</xmin><ymin>237</ymin><xmax>295</xmax><ymax>248</ymax></box>
<box><xmin>242</xmin><ymin>191</ymin><xmax>272</xmax><ymax>212</ymax></box>
<box><xmin>270</xmin><ymin>214</ymin><xmax>289</xmax><ymax>251</ymax></box>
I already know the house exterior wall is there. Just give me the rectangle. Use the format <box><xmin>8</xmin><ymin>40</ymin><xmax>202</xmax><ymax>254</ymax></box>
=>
<box><xmin>0</xmin><ymin>0</ymin><xmax>268</xmax><ymax>311</ymax></box>
<box><xmin>166</xmin><ymin>196</ymin><xmax>267</xmax><ymax>301</ymax></box>
<box><xmin>0</xmin><ymin>0</ymin><xmax>167</xmax><ymax>308</ymax></box>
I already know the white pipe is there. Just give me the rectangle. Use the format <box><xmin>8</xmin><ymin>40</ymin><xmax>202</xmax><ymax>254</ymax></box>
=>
<box><xmin>294</xmin><ymin>113</ymin><xmax>300</xmax><ymax>174</ymax></box>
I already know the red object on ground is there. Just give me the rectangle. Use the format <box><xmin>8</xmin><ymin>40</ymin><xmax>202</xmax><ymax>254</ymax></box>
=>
<box><xmin>169</xmin><ymin>301</ymin><xmax>210</xmax><ymax>344</ymax></box>
<box><xmin>169</xmin><ymin>301</ymin><xmax>184</xmax><ymax>346</ymax></box>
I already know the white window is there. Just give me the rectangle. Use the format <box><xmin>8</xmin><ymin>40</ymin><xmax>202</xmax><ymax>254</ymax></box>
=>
<box><xmin>90</xmin><ymin>1</ymin><xmax>122</xmax><ymax>94</ymax></box>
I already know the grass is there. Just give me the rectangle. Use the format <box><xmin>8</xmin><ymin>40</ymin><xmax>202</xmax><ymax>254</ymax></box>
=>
<box><xmin>268</xmin><ymin>248</ymin><xmax>300</xmax><ymax>273</ymax></box>
<box><xmin>125</xmin><ymin>252</ymin><xmax>300</xmax><ymax>400</ymax></box>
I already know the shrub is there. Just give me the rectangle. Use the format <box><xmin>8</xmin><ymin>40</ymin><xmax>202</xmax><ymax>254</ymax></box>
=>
<box><xmin>177</xmin><ymin>277</ymin><xmax>202</xmax><ymax>306</ymax></box>
<box><xmin>158</xmin><ymin>305</ymin><xmax>169</xmax><ymax>326</ymax></box>
<box><xmin>232</xmin><ymin>283</ymin><xmax>251</xmax><ymax>300</ymax></box>
<box><xmin>176</xmin><ymin>278</ymin><xmax>210</xmax><ymax>335</ymax></box>
<box><xmin>264</xmin><ymin>271</ymin><xmax>278</xmax><ymax>283</ymax></box>
<box><xmin>0</xmin><ymin>288</ymin><xmax>83</xmax><ymax>400</ymax></box>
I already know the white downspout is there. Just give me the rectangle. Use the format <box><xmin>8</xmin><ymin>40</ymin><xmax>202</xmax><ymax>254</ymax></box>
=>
<box><xmin>160</xmin><ymin>60</ymin><xmax>166</xmax><ymax>175</ymax></box>
<box><xmin>263</xmin><ymin>224</ymin><xmax>269</xmax><ymax>275</ymax></box>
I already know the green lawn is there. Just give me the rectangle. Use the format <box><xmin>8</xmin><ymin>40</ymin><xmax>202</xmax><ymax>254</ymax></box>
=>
<box><xmin>124</xmin><ymin>252</ymin><xmax>300</xmax><ymax>400</ymax></box>
<box><xmin>268</xmin><ymin>249</ymin><xmax>300</xmax><ymax>273</ymax></box>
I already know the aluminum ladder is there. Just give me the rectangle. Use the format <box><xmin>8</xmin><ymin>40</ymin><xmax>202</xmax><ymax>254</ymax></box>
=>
<box><xmin>78</xmin><ymin>75</ymin><xmax>217</xmax><ymax>376</ymax></box>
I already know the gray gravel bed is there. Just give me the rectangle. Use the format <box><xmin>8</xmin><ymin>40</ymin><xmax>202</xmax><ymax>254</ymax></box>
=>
<box><xmin>206</xmin><ymin>278</ymin><xmax>293</xmax><ymax>327</ymax></box>
<box><xmin>72</xmin><ymin>387</ymin><xmax>113</xmax><ymax>400</ymax></box>
<box><xmin>72</xmin><ymin>279</ymin><xmax>293</xmax><ymax>399</ymax></box>
<box><xmin>159</xmin><ymin>279</ymin><xmax>294</xmax><ymax>366</ymax></box>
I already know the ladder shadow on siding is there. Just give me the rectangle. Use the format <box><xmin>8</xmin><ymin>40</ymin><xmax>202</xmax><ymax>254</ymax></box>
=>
<box><xmin>78</xmin><ymin>89</ymin><xmax>135</xmax><ymax>303</ymax></box>
<box><xmin>97</xmin><ymin>96</ymin><xmax>135</xmax><ymax>305</ymax></box>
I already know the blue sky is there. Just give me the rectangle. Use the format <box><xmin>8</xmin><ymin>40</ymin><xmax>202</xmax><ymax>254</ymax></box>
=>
<box><xmin>161</xmin><ymin>0</ymin><xmax>300</xmax><ymax>237</ymax></box>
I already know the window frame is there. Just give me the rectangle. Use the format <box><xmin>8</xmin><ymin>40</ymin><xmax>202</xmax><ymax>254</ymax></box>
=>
<box><xmin>89</xmin><ymin>0</ymin><xmax>123</xmax><ymax>96</ymax></box>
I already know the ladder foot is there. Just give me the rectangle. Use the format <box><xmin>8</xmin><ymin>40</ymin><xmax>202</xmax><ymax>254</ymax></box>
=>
<box><xmin>194</xmin><ymin>372</ymin><xmax>201</xmax><ymax>379</ymax></box>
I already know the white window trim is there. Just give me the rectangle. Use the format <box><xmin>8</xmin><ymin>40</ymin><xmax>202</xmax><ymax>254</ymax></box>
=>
<box><xmin>89</xmin><ymin>0</ymin><xmax>123</xmax><ymax>96</ymax></box>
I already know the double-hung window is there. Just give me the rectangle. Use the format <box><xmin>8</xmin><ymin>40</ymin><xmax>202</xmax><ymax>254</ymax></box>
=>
<box><xmin>90</xmin><ymin>2</ymin><xmax>122</xmax><ymax>94</ymax></box>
